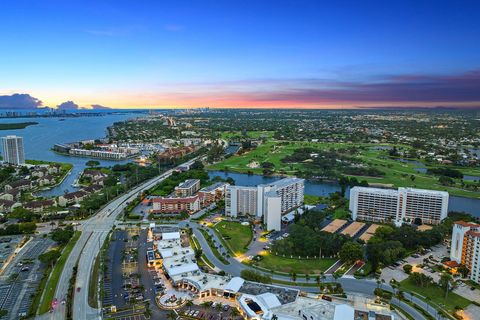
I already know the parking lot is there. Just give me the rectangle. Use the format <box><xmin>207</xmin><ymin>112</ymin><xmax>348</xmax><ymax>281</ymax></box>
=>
<box><xmin>381</xmin><ymin>244</ymin><xmax>448</xmax><ymax>283</ymax></box>
<box><xmin>179</xmin><ymin>301</ymin><xmax>242</xmax><ymax>320</ymax></box>
<box><xmin>103</xmin><ymin>228</ymin><xmax>152</xmax><ymax>319</ymax></box>
<box><xmin>0</xmin><ymin>236</ymin><xmax>55</xmax><ymax>319</ymax></box>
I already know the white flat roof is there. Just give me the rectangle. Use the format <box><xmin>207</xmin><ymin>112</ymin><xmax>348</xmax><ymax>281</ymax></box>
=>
<box><xmin>159</xmin><ymin>249</ymin><xmax>173</xmax><ymax>258</ymax></box>
<box><xmin>224</xmin><ymin>277</ymin><xmax>244</xmax><ymax>293</ymax></box>
<box><xmin>163</xmin><ymin>232</ymin><xmax>180</xmax><ymax>240</ymax></box>
<box><xmin>334</xmin><ymin>304</ymin><xmax>355</xmax><ymax>320</ymax></box>
<box><xmin>258</xmin><ymin>292</ymin><xmax>281</xmax><ymax>309</ymax></box>
<box><xmin>165</xmin><ymin>262</ymin><xmax>199</xmax><ymax>277</ymax></box>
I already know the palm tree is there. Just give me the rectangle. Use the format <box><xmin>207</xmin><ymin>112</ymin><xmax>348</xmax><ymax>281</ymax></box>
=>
<box><xmin>167</xmin><ymin>311</ymin><xmax>177</xmax><ymax>320</ymax></box>
<box><xmin>291</xmin><ymin>272</ymin><xmax>297</xmax><ymax>283</ymax></box>
<box><xmin>333</xmin><ymin>272</ymin><xmax>340</xmax><ymax>283</ymax></box>
<box><xmin>231</xmin><ymin>308</ymin><xmax>240</xmax><ymax>317</ymax></box>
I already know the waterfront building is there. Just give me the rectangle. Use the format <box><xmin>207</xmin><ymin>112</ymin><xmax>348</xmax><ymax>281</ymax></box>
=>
<box><xmin>1</xmin><ymin>135</ymin><xmax>25</xmax><ymax>165</ymax></box>
<box><xmin>69</xmin><ymin>148</ymin><xmax>129</xmax><ymax>160</ymax></box>
<box><xmin>225</xmin><ymin>177</ymin><xmax>304</xmax><ymax>231</ymax></box>
<box><xmin>349</xmin><ymin>186</ymin><xmax>448</xmax><ymax>225</ymax></box>
<box><xmin>175</xmin><ymin>179</ymin><xmax>201</xmax><ymax>197</ymax></box>
<box><xmin>450</xmin><ymin>221</ymin><xmax>480</xmax><ymax>283</ymax></box>
<box><xmin>58</xmin><ymin>190</ymin><xmax>89</xmax><ymax>207</ymax></box>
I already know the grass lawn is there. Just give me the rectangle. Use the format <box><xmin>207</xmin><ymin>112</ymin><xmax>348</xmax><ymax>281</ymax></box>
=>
<box><xmin>252</xmin><ymin>254</ymin><xmax>336</xmax><ymax>275</ymax></box>
<box><xmin>89</xmin><ymin>255</ymin><xmax>100</xmax><ymax>308</ymax></box>
<box><xmin>304</xmin><ymin>194</ymin><xmax>323</xmax><ymax>205</ymax></box>
<box><xmin>399</xmin><ymin>278</ymin><xmax>471</xmax><ymax>313</ymax></box>
<box><xmin>215</xmin><ymin>221</ymin><xmax>253</xmax><ymax>254</ymax></box>
<box><xmin>39</xmin><ymin>231</ymin><xmax>81</xmax><ymax>315</ymax></box>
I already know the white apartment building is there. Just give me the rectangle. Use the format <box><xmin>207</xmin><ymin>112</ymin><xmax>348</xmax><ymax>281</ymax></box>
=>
<box><xmin>225</xmin><ymin>178</ymin><xmax>304</xmax><ymax>231</ymax></box>
<box><xmin>225</xmin><ymin>186</ymin><xmax>258</xmax><ymax>217</ymax></box>
<box><xmin>450</xmin><ymin>221</ymin><xmax>480</xmax><ymax>284</ymax></box>
<box><xmin>349</xmin><ymin>187</ymin><xmax>448</xmax><ymax>226</ymax></box>
<box><xmin>1</xmin><ymin>135</ymin><xmax>25</xmax><ymax>165</ymax></box>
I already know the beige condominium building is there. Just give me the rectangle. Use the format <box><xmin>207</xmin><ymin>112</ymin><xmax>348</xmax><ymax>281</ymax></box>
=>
<box><xmin>450</xmin><ymin>221</ymin><xmax>480</xmax><ymax>283</ymax></box>
<box><xmin>349</xmin><ymin>186</ymin><xmax>448</xmax><ymax>226</ymax></box>
<box><xmin>225</xmin><ymin>178</ymin><xmax>304</xmax><ymax>231</ymax></box>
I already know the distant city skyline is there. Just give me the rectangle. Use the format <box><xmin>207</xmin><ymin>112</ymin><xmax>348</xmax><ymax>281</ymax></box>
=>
<box><xmin>1</xmin><ymin>1</ymin><xmax>480</xmax><ymax>109</ymax></box>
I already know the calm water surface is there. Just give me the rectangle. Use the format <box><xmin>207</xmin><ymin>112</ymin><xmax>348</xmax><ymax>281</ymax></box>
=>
<box><xmin>208</xmin><ymin>170</ymin><xmax>480</xmax><ymax>217</ymax></box>
<box><xmin>0</xmin><ymin>113</ymin><xmax>136</xmax><ymax>195</ymax></box>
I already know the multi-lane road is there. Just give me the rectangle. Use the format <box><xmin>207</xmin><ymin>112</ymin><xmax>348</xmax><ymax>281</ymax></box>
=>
<box><xmin>38</xmin><ymin>155</ymin><xmax>441</xmax><ymax>320</ymax></box>
<box><xmin>38</xmin><ymin>158</ymin><xmax>199</xmax><ymax>320</ymax></box>
<box><xmin>180</xmin><ymin>220</ymin><xmax>439</xmax><ymax>320</ymax></box>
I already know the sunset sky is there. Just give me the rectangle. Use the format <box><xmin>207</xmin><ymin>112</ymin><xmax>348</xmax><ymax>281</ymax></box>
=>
<box><xmin>1</xmin><ymin>0</ymin><xmax>480</xmax><ymax>109</ymax></box>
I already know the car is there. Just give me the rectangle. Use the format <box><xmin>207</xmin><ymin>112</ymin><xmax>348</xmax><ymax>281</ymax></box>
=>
<box><xmin>223</xmin><ymin>305</ymin><xmax>230</xmax><ymax>311</ymax></box>
<box><xmin>20</xmin><ymin>266</ymin><xmax>29</xmax><ymax>272</ymax></box>
<box><xmin>76</xmin><ymin>287</ymin><xmax>81</xmax><ymax>292</ymax></box>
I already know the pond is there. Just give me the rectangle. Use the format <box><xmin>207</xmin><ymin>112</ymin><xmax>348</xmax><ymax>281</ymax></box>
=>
<box><xmin>208</xmin><ymin>170</ymin><xmax>480</xmax><ymax>217</ymax></box>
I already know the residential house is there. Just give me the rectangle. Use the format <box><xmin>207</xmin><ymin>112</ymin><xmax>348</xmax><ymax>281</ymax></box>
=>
<box><xmin>24</xmin><ymin>199</ymin><xmax>57</xmax><ymax>213</ymax></box>
<box><xmin>38</xmin><ymin>175</ymin><xmax>56</xmax><ymax>186</ymax></box>
<box><xmin>4</xmin><ymin>179</ymin><xmax>33</xmax><ymax>191</ymax></box>
<box><xmin>58</xmin><ymin>190</ymin><xmax>89</xmax><ymax>207</ymax></box>
<box><xmin>0</xmin><ymin>199</ymin><xmax>21</xmax><ymax>213</ymax></box>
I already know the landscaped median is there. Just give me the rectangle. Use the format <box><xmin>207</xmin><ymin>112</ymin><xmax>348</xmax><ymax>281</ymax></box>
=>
<box><xmin>399</xmin><ymin>277</ymin><xmax>471</xmax><ymax>317</ymax></box>
<box><xmin>198</xmin><ymin>229</ymin><xmax>230</xmax><ymax>265</ymax></box>
<box><xmin>37</xmin><ymin>231</ymin><xmax>81</xmax><ymax>315</ymax></box>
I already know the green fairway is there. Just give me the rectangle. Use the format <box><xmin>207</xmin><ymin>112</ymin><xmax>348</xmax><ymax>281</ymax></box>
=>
<box><xmin>251</xmin><ymin>254</ymin><xmax>336</xmax><ymax>275</ymax></box>
<box><xmin>399</xmin><ymin>278</ymin><xmax>471</xmax><ymax>313</ymax></box>
<box><xmin>219</xmin><ymin>130</ymin><xmax>275</xmax><ymax>140</ymax></box>
<box><xmin>39</xmin><ymin>231</ymin><xmax>81</xmax><ymax>315</ymax></box>
<box><xmin>215</xmin><ymin>221</ymin><xmax>253</xmax><ymax>254</ymax></box>
<box><xmin>208</xmin><ymin>140</ymin><xmax>480</xmax><ymax>199</ymax></box>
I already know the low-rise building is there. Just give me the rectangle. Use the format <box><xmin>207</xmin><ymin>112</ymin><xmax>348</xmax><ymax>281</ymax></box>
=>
<box><xmin>198</xmin><ymin>182</ymin><xmax>228</xmax><ymax>205</ymax></box>
<box><xmin>24</xmin><ymin>199</ymin><xmax>56</xmax><ymax>213</ymax></box>
<box><xmin>175</xmin><ymin>179</ymin><xmax>201</xmax><ymax>197</ymax></box>
<box><xmin>83</xmin><ymin>169</ymin><xmax>107</xmax><ymax>181</ymax></box>
<box><xmin>0</xmin><ymin>199</ymin><xmax>21</xmax><ymax>213</ymax></box>
<box><xmin>38</xmin><ymin>175</ymin><xmax>56</xmax><ymax>186</ymax></box>
<box><xmin>4</xmin><ymin>179</ymin><xmax>33</xmax><ymax>191</ymax></box>
<box><xmin>58</xmin><ymin>190</ymin><xmax>89</xmax><ymax>207</ymax></box>
<box><xmin>151</xmin><ymin>195</ymin><xmax>200</xmax><ymax>214</ymax></box>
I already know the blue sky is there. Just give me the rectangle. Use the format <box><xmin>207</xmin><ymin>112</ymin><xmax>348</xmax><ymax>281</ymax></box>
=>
<box><xmin>1</xmin><ymin>0</ymin><xmax>479</xmax><ymax>108</ymax></box>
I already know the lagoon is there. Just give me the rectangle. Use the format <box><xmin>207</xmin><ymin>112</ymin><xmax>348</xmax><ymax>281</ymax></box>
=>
<box><xmin>0</xmin><ymin>112</ymin><xmax>136</xmax><ymax>196</ymax></box>
<box><xmin>208</xmin><ymin>170</ymin><xmax>480</xmax><ymax>218</ymax></box>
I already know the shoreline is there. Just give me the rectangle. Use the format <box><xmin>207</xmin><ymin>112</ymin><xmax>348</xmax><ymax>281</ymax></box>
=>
<box><xmin>207</xmin><ymin>168</ymin><xmax>480</xmax><ymax>200</ymax></box>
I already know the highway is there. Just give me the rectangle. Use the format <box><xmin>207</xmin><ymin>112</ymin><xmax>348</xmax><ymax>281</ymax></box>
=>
<box><xmin>37</xmin><ymin>154</ymin><xmax>442</xmax><ymax>320</ymax></box>
<box><xmin>37</xmin><ymin>157</ymin><xmax>198</xmax><ymax>320</ymax></box>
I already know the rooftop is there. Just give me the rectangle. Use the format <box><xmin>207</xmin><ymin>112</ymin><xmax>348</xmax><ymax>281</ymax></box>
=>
<box><xmin>177</xmin><ymin>179</ymin><xmax>200</xmax><ymax>189</ymax></box>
